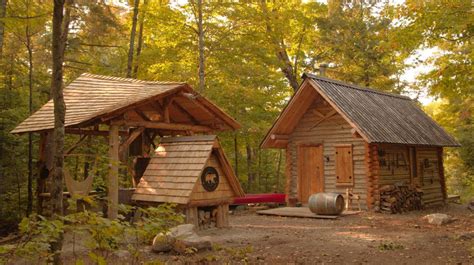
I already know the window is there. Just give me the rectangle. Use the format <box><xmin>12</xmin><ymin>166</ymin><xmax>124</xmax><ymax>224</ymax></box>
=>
<box><xmin>335</xmin><ymin>144</ymin><xmax>353</xmax><ymax>185</ymax></box>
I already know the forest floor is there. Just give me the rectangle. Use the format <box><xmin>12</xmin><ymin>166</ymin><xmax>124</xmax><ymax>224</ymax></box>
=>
<box><xmin>3</xmin><ymin>203</ymin><xmax>473</xmax><ymax>264</ymax></box>
<box><xmin>151</xmin><ymin>203</ymin><xmax>474</xmax><ymax>264</ymax></box>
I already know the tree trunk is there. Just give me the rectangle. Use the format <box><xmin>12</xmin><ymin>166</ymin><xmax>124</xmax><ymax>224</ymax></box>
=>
<box><xmin>260</xmin><ymin>1</ymin><xmax>299</xmax><ymax>92</ymax></box>
<box><xmin>133</xmin><ymin>0</ymin><xmax>146</xmax><ymax>78</ymax></box>
<box><xmin>233</xmin><ymin>132</ymin><xmax>238</xmax><ymax>178</ymax></box>
<box><xmin>257</xmin><ymin>148</ymin><xmax>261</xmax><ymax>190</ymax></box>
<box><xmin>276</xmin><ymin>149</ymin><xmax>282</xmax><ymax>192</ymax></box>
<box><xmin>50</xmin><ymin>0</ymin><xmax>71</xmax><ymax>263</ymax></box>
<box><xmin>126</xmin><ymin>0</ymin><xmax>140</xmax><ymax>78</ymax></box>
<box><xmin>107</xmin><ymin>125</ymin><xmax>119</xmax><ymax>219</ymax></box>
<box><xmin>246</xmin><ymin>143</ymin><xmax>254</xmax><ymax>192</ymax></box>
<box><xmin>0</xmin><ymin>0</ymin><xmax>7</xmax><ymax>55</ymax></box>
<box><xmin>197</xmin><ymin>0</ymin><xmax>205</xmax><ymax>92</ymax></box>
<box><xmin>26</xmin><ymin>17</ymin><xmax>34</xmax><ymax>216</ymax></box>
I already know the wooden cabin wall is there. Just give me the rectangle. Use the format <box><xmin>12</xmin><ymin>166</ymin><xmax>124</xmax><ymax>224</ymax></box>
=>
<box><xmin>288</xmin><ymin>100</ymin><xmax>367</xmax><ymax>209</ymax></box>
<box><xmin>189</xmin><ymin>153</ymin><xmax>235</xmax><ymax>205</ymax></box>
<box><xmin>416</xmin><ymin>147</ymin><xmax>444</xmax><ymax>205</ymax></box>
<box><xmin>377</xmin><ymin>145</ymin><xmax>411</xmax><ymax>186</ymax></box>
<box><xmin>376</xmin><ymin>145</ymin><xmax>445</xmax><ymax>206</ymax></box>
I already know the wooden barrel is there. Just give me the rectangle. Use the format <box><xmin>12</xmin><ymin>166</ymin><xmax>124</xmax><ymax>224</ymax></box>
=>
<box><xmin>308</xmin><ymin>192</ymin><xmax>345</xmax><ymax>215</ymax></box>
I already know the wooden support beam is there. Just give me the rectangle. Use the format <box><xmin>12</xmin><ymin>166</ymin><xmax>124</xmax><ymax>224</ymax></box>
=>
<box><xmin>351</xmin><ymin>128</ymin><xmax>362</xmax><ymax>138</ymax></box>
<box><xmin>172</xmin><ymin>100</ymin><xmax>199</xmax><ymax>124</ymax></box>
<box><xmin>66</xmin><ymin>128</ymin><xmax>128</xmax><ymax>137</ymax></box>
<box><xmin>119</xmin><ymin>127</ymin><xmax>145</xmax><ymax>158</ymax></box>
<box><xmin>107</xmin><ymin>124</ymin><xmax>119</xmax><ymax>219</ymax></box>
<box><xmin>186</xmin><ymin>207</ymin><xmax>199</xmax><ymax>227</ymax></box>
<box><xmin>65</xmin><ymin>135</ymin><xmax>88</xmax><ymax>155</ymax></box>
<box><xmin>310</xmin><ymin>109</ymin><xmax>337</xmax><ymax>130</ymax></box>
<box><xmin>438</xmin><ymin>147</ymin><xmax>447</xmax><ymax>200</ymax></box>
<box><xmin>270</xmin><ymin>134</ymin><xmax>289</xmax><ymax>140</ymax></box>
<box><xmin>274</xmin><ymin>139</ymin><xmax>289</xmax><ymax>147</ymax></box>
<box><xmin>111</xmin><ymin>120</ymin><xmax>212</xmax><ymax>133</ymax></box>
<box><xmin>312</xmin><ymin>109</ymin><xmax>325</xmax><ymax>119</ymax></box>
<box><xmin>134</xmin><ymin>109</ymin><xmax>151</xmax><ymax>121</ymax></box>
<box><xmin>162</xmin><ymin>96</ymin><xmax>175</xmax><ymax>123</ymax></box>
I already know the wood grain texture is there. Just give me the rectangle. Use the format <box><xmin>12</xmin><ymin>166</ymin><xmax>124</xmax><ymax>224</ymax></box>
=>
<box><xmin>11</xmin><ymin>73</ymin><xmax>240</xmax><ymax>134</ymax></box>
<box><xmin>335</xmin><ymin>145</ymin><xmax>353</xmax><ymax>185</ymax></box>
<box><xmin>132</xmin><ymin>135</ymin><xmax>243</xmax><ymax>205</ymax></box>
<box><xmin>262</xmin><ymin>74</ymin><xmax>459</xmax><ymax>148</ymax></box>
<box><xmin>297</xmin><ymin>145</ymin><xmax>323</xmax><ymax>203</ymax></box>
<box><xmin>289</xmin><ymin>100</ymin><xmax>367</xmax><ymax>209</ymax></box>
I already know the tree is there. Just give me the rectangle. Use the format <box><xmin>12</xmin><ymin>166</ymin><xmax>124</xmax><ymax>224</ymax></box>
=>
<box><xmin>50</xmin><ymin>0</ymin><xmax>71</xmax><ymax>263</ymax></box>
<box><xmin>133</xmin><ymin>0</ymin><xmax>147</xmax><ymax>78</ymax></box>
<box><xmin>316</xmin><ymin>1</ymin><xmax>412</xmax><ymax>92</ymax></box>
<box><xmin>0</xmin><ymin>0</ymin><xmax>6</xmax><ymax>55</ymax></box>
<box><xmin>126</xmin><ymin>0</ymin><xmax>140</xmax><ymax>78</ymax></box>
<box><xmin>398</xmin><ymin>0</ymin><xmax>473</xmax><ymax>199</ymax></box>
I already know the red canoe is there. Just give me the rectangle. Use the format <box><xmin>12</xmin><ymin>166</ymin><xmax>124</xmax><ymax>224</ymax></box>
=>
<box><xmin>233</xmin><ymin>193</ymin><xmax>286</xmax><ymax>205</ymax></box>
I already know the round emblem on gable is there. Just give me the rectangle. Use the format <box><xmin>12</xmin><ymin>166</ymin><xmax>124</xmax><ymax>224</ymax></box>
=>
<box><xmin>201</xmin><ymin>167</ymin><xmax>219</xmax><ymax>192</ymax></box>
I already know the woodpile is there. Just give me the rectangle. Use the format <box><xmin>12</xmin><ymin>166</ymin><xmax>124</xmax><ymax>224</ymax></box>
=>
<box><xmin>198</xmin><ymin>208</ymin><xmax>217</xmax><ymax>229</ymax></box>
<box><xmin>377</xmin><ymin>184</ymin><xmax>423</xmax><ymax>214</ymax></box>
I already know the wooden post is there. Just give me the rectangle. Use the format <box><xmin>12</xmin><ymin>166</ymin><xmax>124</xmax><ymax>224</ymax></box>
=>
<box><xmin>222</xmin><ymin>204</ymin><xmax>229</xmax><ymax>227</ymax></box>
<box><xmin>186</xmin><ymin>207</ymin><xmax>199</xmax><ymax>227</ymax></box>
<box><xmin>437</xmin><ymin>147</ymin><xmax>447</xmax><ymax>201</ymax></box>
<box><xmin>107</xmin><ymin>124</ymin><xmax>119</xmax><ymax>219</ymax></box>
<box><xmin>216</xmin><ymin>204</ymin><xmax>229</xmax><ymax>228</ymax></box>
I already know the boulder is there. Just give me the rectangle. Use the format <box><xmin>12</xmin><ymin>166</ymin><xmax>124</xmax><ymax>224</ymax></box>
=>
<box><xmin>179</xmin><ymin>234</ymin><xmax>212</xmax><ymax>251</ymax></box>
<box><xmin>152</xmin><ymin>234</ymin><xmax>173</xmax><ymax>252</ymax></box>
<box><xmin>423</xmin><ymin>213</ymin><xmax>452</xmax><ymax>225</ymax></box>
<box><xmin>151</xmin><ymin>224</ymin><xmax>212</xmax><ymax>253</ymax></box>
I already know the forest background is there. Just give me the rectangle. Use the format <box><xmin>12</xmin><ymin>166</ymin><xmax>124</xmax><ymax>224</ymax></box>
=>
<box><xmin>0</xmin><ymin>0</ymin><xmax>472</xmax><ymax>233</ymax></box>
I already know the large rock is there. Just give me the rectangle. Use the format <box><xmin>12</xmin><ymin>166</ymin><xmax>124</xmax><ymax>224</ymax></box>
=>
<box><xmin>169</xmin><ymin>224</ymin><xmax>195</xmax><ymax>239</ymax></box>
<box><xmin>179</xmin><ymin>234</ymin><xmax>212</xmax><ymax>251</ymax></box>
<box><xmin>152</xmin><ymin>233</ymin><xmax>173</xmax><ymax>252</ymax></box>
<box><xmin>152</xmin><ymin>224</ymin><xmax>211</xmax><ymax>253</ymax></box>
<box><xmin>423</xmin><ymin>213</ymin><xmax>452</xmax><ymax>225</ymax></box>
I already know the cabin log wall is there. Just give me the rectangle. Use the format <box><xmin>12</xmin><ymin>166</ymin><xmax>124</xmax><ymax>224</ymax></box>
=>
<box><xmin>288</xmin><ymin>100</ymin><xmax>367</xmax><ymax>209</ymax></box>
<box><xmin>417</xmin><ymin>147</ymin><xmax>444</xmax><ymax>205</ymax></box>
<box><xmin>377</xmin><ymin>145</ymin><xmax>445</xmax><ymax>206</ymax></box>
<box><xmin>377</xmin><ymin>145</ymin><xmax>411</xmax><ymax>186</ymax></box>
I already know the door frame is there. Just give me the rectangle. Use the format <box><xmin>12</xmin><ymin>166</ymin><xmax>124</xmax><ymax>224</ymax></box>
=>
<box><xmin>297</xmin><ymin>143</ymin><xmax>324</xmax><ymax>203</ymax></box>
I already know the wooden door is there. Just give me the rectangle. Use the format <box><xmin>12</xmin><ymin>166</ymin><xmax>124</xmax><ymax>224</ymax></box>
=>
<box><xmin>298</xmin><ymin>145</ymin><xmax>324</xmax><ymax>203</ymax></box>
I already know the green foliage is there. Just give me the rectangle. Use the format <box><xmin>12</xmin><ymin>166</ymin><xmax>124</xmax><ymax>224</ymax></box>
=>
<box><xmin>402</xmin><ymin>0</ymin><xmax>473</xmax><ymax>200</ymax></box>
<box><xmin>134</xmin><ymin>203</ymin><xmax>184</xmax><ymax>244</ymax></box>
<box><xmin>0</xmin><ymin>0</ymin><xmax>472</xmax><ymax>238</ymax></box>
<box><xmin>0</xmin><ymin>199</ymin><xmax>183</xmax><ymax>264</ymax></box>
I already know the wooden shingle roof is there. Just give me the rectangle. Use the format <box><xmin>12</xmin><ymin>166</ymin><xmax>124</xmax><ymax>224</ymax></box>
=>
<box><xmin>261</xmin><ymin>74</ymin><xmax>460</xmax><ymax>148</ymax></box>
<box><xmin>132</xmin><ymin>135</ymin><xmax>244</xmax><ymax>204</ymax></box>
<box><xmin>11</xmin><ymin>73</ymin><xmax>240</xmax><ymax>134</ymax></box>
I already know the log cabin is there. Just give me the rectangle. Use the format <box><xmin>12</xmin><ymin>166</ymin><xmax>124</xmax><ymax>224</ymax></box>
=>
<box><xmin>11</xmin><ymin>73</ymin><xmax>244</xmax><ymax>219</ymax></box>
<box><xmin>261</xmin><ymin>73</ymin><xmax>460</xmax><ymax>210</ymax></box>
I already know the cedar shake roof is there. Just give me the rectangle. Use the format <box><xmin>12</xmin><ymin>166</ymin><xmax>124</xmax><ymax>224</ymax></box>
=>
<box><xmin>261</xmin><ymin>73</ymin><xmax>460</xmax><ymax>148</ymax></box>
<box><xmin>132</xmin><ymin>135</ymin><xmax>244</xmax><ymax>204</ymax></box>
<box><xmin>11</xmin><ymin>73</ymin><xmax>240</xmax><ymax>134</ymax></box>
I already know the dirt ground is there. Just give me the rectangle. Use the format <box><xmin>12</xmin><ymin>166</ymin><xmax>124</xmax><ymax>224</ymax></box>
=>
<box><xmin>152</xmin><ymin>203</ymin><xmax>474</xmax><ymax>264</ymax></box>
<box><xmin>4</xmin><ymin>203</ymin><xmax>473</xmax><ymax>264</ymax></box>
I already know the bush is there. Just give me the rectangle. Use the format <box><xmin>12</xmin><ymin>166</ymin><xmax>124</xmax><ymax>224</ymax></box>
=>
<box><xmin>0</xmin><ymin>197</ymin><xmax>184</xmax><ymax>264</ymax></box>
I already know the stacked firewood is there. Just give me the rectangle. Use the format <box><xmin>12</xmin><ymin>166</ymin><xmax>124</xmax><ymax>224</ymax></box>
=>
<box><xmin>378</xmin><ymin>184</ymin><xmax>424</xmax><ymax>214</ymax></box>
<box><xmin>198</xmin><ymin>208</ymin><xmax>217</xmax><ymax>229</ymax></box>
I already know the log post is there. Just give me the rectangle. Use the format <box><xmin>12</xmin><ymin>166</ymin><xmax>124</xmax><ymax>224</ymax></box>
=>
<box><xmin>216</xmin><ymin>204</ymin><xmax>229</xmax><ymax>228</ymax></box>
<box><xmin>438</xmin><ymin>147</ymin><xmax>447</xmax><ymax>201</ymax></box>
<box><xmin>186</xmin><ymin>207</ymin><xmax>199</xmax><ymax>227</ymax></box>
<box><xmin>107</xmin><ymin>124</ymin><xmax>119</xmax><ymax>219</ymax></box>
